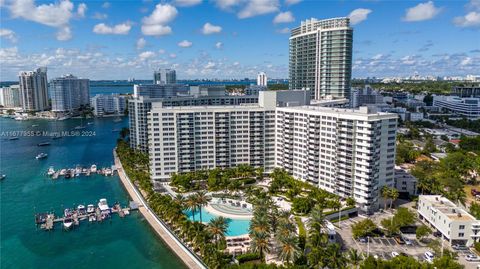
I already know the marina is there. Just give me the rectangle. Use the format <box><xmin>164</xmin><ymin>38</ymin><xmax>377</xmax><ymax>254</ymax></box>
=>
<box><xmin>47</xmin><ymin>164</ymin><xmax>117</xmax><ymax>179</ymax></box>
<box><xmin>34</xmin><ymin>198</ymin><xmax>140</xmax><ymax>231</ymax></box>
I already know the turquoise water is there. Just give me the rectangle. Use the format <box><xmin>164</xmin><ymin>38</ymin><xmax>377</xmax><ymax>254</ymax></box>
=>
<box><xmin>0</xmin><ymin>118</ymin><xmax>186</xmax><ymax>269</ymax></box>
<box><xmin>185</xmin><ymin>208</ymin><xmax>250</xmax><ymax>236</ymax></box>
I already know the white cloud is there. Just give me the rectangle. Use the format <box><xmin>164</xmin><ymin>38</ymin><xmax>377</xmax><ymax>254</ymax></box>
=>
<box><xmin>403</xmin><ymin>1</ymin><xmax>441</xmax><ymax>22</ymax></box>
<box><xmin>178</xmin><ymin>40</ymin><xmax>193</xmax><ymax>48</ymax></box>
<box><xmin>205</xmin><ymin>61</ymin><xmax>216</xmax><ymax>69</ymax></box>
<box><xmin>173</xmin><ymin>0</ymin><xmax>202</xmax><ymax>7</ymax></box>
<box><xmin>141</xmin><ymin>3</ymin><xmax>177</xmax><ymax>36</ymax></box>
<box><xmin>158</xmin><ymin>49</ymin><xmax>166</xmax><ymax>54</ymax></box>
<box><xmin>93</xmin><ymin>12</ymin><xmax>108</xmax><ymax>20</ymax></box>
<box><xmin>56</xmin><ymin>26</ymin><xmax>71</xmax><ymax>41</ymax></box>
<box><xmin>138</xmin><ymin>51</ymin><xmax>155</xmax><ymax>61</ymax></box>
<box><xmin>0</xmin><ymin>28</ymin><xmax>17</xmax><ymax>43</ymax></box>
<box><xmin>461</xmin><ymin>57</ymin><xmax>472</xmax><ymax>66</ymax></box>
<box><xmin>201</xmin><ymin>22</ymin><xmax>222</xmax><ymax>34</ymax></box>
<box><xmin>454</xmin><ymin>11</ymin><xmax>480</xmax><ymax>27</ymax></box>
<box><xmin>93</xmin><ymin>22</ymin><xmax>131</xmax><ymax>35</ymax></box>
<box><xmin>102</xmin><ymin>2</ymin><xmax>110</xmax><ymax>8</ymax></box>
<box><xmin>214</xmin><ymin>0</ymin><xmax>242</xmax><ymax>10</ymax></box>
<box><xmin>276</xmin><ymin>27</ymin><xmax>290</xmax><ymax>34</ymax></box>
<box><xmin>238</xmin><ymin>0</ymin><xmax>279</xmax><ymax>19</ymax></box>
<box><xmin>215</xmin><ymin>42</ymin><xmax>223</xmax><ymax>49</ymax></box>
<box><xmin>77</xmin><ymin>3</ymin><xmax>87</xmax><ymax>17</ymax></box>
<box><xmin>136</xmin><ymin>37</ymin><xmax>146</xmax><ymax>49</ymax></box>
<box><xmin>372</xmin><ymin>54</ymin><xmax>384</xmax><ymax>60</ymax></box>
<box><xmin>273</xmin><ymin>11</ymin><xmax>294</xmax><ymax>24</ymax></box>
<box><xmin>467</xmin><ymin>0</ymin><xmax>480</xmax><ymax>11</ymax></box>
<box><xmin>348</xmin><ymin>8</ymin><xmax>372</xmax><ymax>25</ymax></box>
<box><xmin>169</xmin><ymin>53</ymin><xmax>177</xmax><ymax>58</ymax></box>
<box><xmin>141</xmin><ymin>25</ymin><xmax>172</xmax><ymax>36</ymax></box>
<box><xmin>285</xmin><ymin>0</ymin><xmax>301</xmax><ymax>5</ymax></box>
<box><xmin>7</xmin><ymin>0</ymin><xmax>83</xmax><ymax>41</ymax></box>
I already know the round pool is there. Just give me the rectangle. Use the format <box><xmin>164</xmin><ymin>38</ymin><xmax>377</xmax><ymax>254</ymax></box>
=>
<box><xmin>185</xmin><ymin>207</ymin><xmax>250</xmax><ymax>236</ymax></box>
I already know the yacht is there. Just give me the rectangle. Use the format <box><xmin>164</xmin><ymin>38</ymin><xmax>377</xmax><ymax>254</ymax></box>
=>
<box><xmin>86</xmin><ymin>204</ymin><xmax>95</xmax><ymax>214</ymax></box>
<box><xmin>90</xmin><ymin>165</ymin><xmax>97</xmax><ymax>173</ymax></box>
<box><xmin>9</xmin><ymin>137</ymin><xmax>19</xmax><ymax>141</ymax></box>
<box><xmin>63</xmin><ymin>218</ymin><xmax>73</xmax><ymax>229</ymax></box>
<box><xmin>77</xmin><ymin>205</ymin><xmax>86</xmax><ymax>214</ymax></box>
<box><xmin>98</xmin><ymin>198</ymin><xmax>110</xmax><ymax>212</ymax></box>
<box><xmin>0</xmin><ymin>175</ymin><xmax>5</xmax><ymax>180</ymax></box>
<box><xmin>88</xmin><ymin>215</ymin><xmax>96</xmax><ymax>222</ymax></box>
<box><xmin>36</xmin><ymin>153</ymin><xmax>48</xmax><ymax>160</ymax></box>
<box><xmin>59</xmin><ymin>169</ymin><xmax>67</xmax><ymax>176</ymax></box>
<box><xmin>87</xmin><ymin>122</ymin><xmax>93</xmax><ymax>125</ymax></box>
<box><xmin>47</xmin><ymin>167</ymin><xmax>55</xmax><ymax>176</ymax></box>
<box><xmin>113</xmin><ymin>117</ymin><xmax>122</xmax><ymax>123</ymax></box>
<box><xmin>31</xmin><ymin>124</ymin><xmax>39</xmax><ymax>127</ymax></box>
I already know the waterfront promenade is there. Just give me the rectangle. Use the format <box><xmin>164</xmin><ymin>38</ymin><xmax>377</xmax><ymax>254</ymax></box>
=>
<box><xmin>113</xmin><ymin>150</ymin><xmax>206</xmax><ymax>269</ymax></box>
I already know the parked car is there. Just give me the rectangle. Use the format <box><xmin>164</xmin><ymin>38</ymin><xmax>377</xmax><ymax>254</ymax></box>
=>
<box><xmin>391</xmin><ymin>252</ymin><xmax>400</xmax><ymax>258</ymax></box>
<box><xmin>394</xmin><ymin>235</ymin><xmax>405</xmax><ymax>244</ymax></box>
<box><xmin>358</xmin><ymin>237</ymin><xmax>367</xmax><ymax>243</ymax></box>
<box><xmin>452</xmin><ymin>244</ymin><xmax>468</xmax><ymax>250</ymax></box>
<box><xmin>424</xmin><ymin>251</ymin><xmax>434</xmax><ymax>263</ymax></box>
<box><xmin>399</xmin><ymin>252</ymin><xmax>408</xmax><ymax>257</ymax></box>
<box><xmin>433</xmin><ymin>231</ymin><xmax>442</xmax><ymax>238</ymax></box>
<box><xmin>466</xmin><ymin>255</ymin><xmax>480</xmax><ymax>262</ymax></box>
<box><xmin>404</xmin><ymin>238</ymin><xmax>413</xmax><ymax>245</ymax></box>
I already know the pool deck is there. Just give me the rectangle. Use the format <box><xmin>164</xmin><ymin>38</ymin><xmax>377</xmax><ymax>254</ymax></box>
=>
<box><xmin>114</xmin><ymin>150</ymin><xmax>206</xmax><ymax>269</ymax></box>
<box><xmin>204</xmin><ymin>204</ymin><xmax>253</xmax><ymax>220</ymax></box>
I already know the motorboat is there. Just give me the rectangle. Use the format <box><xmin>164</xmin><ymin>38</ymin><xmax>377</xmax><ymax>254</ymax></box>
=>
<box><xmin>104</xmin><ymin>168</ymin><xmax>113</xmax><ymax>176</ymax></box>
<box><xmin>37</xmin><ymin>142</ymin><xmax>51</xmax><ymax>146</ymax></box>
<box><xmin>74</xmin><ymin>125</ymin><xmax>85</xmax><ymax>130</ymax></box>
<box><xmin>87</xmin><ymin>122</ymin><xmax>93</xmax><ymax>125</ymax></box>
<box><xmin>77</xmin><ymin>205</ymin><xmax>86</xmax><ymax>214</ymax></box>
<box><xmin>59</xmin><ymin>169</ymin><xmax>67</xmax><ymax>176</ymax></box>
<box><xmin>9</xmin><ymin>137</ymin><xmax>19</xmax><ymax>140</ymax></box>
<box><xmin>86</xmin><ymin>204</ymin><xmax>95</xmax><ymax>214</ymax></box>
<box><xmin>113</xmin><ymin>117</ymin><xmax>122</xmax><ymax>123</ymax></box>
<box><xmin>0</xmin><ymin>175</ymin><xmax>5</xmax><ymax>180</ymax></box>
<box><xmin>90</xmin><ymin>165</ymin><xmax>97</xmax><ymax>173</ymax></box>
<box><xmin>98</xmin><ymin>198</ymin><xmax>110</xmax><ymax>212</ymax></box>
<box><xmin>36</xmin><ymin>153</ymin><xmax>48</xmax><ymax>160</ymax></box>
<box><xmin>64</xmin><ymin>208</ymin><xmax>73</xmax><ymax>218</ymax></box>
<box><xmin>88</xmin><ymin>215</ymin><xmax>96</xmax><ymax>222</ymax></box>
<box><xmin>65</xmin><ymin>171</ymin><xmax>72</xmax><ymax>179</ymax></box>
<box><xmin>32</xmin><ymin>124</ymin><xmax>39</xmax><ymax>127</ymax></box>
<box><xmin>63</xmin><ymin>218</ymin><xmax>73</xmax><ymax>229</ymax></box>
<box><xmin>47</xmin><ymin>167</ymin><xmax>55</xmax><ymax>176</ymax></box>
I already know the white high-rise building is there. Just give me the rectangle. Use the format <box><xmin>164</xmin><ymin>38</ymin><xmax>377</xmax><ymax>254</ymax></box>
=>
<box><xmin>0</xmin><ymin>85</ymin><xmax>22</xmax><ymax>108</ymax></box>
<box><xmin>50</xmin><ymin>74</ymin><xmax>90</xmax><ymax>115</ymax></box>
<box><xmin>257</xmin><ymin>72</ymin><xmax>267</xmax><ymax>86</ymax></box>
<box><xmin>289</xmin><ymin>18</ymin><xmax>353</xmax><ymax>100</ymax></box>
<box><xmin>154</xmin><ymin>69</ymin><xmax>176</xmax><ymax>85</ymax></box>
<box><xmin>90</xmin><ymin>94</ymin><xmax>127</xmax><ymax>117</ymax></box>
<box><xmin>275</xmin><ymin>106</ymin><xmax>397</xmax><ymax>213</ymax></box>
<box><xmin>146</xmin><ymin>91</ymin><xmax>396</xmax><ymax>213</ymax></box>
<box><xmin>18</xmin><ymin>67</ymin><xmax>49</xmax><ymax>111</ymax></box>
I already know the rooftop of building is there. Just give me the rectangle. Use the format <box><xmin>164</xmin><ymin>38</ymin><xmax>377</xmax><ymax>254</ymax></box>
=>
<box><xmin>277</xmin><ymin>105</ymin><xmax>398</xmax><ymax>119</ymax></box>
<box><xmin>420</xmin><ymin>195</ymin><xmax>478</xmax><ymax>222</ymax></box>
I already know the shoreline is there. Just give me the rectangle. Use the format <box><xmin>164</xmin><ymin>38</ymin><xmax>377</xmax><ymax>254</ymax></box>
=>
<box><xmin>113</xmin><ymin>149</ymin><xmax>206</xmax><ymax>269</ymax></box>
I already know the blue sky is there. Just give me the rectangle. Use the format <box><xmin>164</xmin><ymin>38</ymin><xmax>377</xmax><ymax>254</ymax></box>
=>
<box><xmin>0</xmin><ymin>0</ymin><xmax>479</xmax><ymax>80</ymax></box>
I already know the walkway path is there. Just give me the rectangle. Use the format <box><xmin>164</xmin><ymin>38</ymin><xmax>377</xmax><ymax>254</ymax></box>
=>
<box><xmin>113</xmin><ymin>150</ymin><xmax>206</xmax><ymax>269</ymax></box>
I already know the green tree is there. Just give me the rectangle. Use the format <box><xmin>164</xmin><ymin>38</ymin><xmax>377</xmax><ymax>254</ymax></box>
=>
<box><xmin>195</xmin><ymin>191</ymin><xmax>210</xmax><ymax>223</ymax></box>
<box><xmin>278</xmin><ymin>235</ymin><xmax>300</xmax><ymax>265</ymax></box>
<box><xmin>393</xmin><ymin>207</ymin><xmax>415</xmax><ymax>227</ymax></box>
<box><xmin>208</xmin><ymin>216</ymin><xmax>228</xmax><ymax>248</ymax></box>
<box><xmin>416</xmin><ymin>225</ymin><xmax>431</xmax><ymax>242</ymax></box>
<box><xmin>351</xmin><ymin>219</ymin><xmax>377</xmax><ymax>239</ymax></box>
<box><xmin>348</xmin><ymin>249</ymin><xmax>362</xmax><ymax>269</ymax></box>
<box><xmin>381</xmin><ymin>218</ymin><xmax>399</xmax><ymax>236</ymax></box>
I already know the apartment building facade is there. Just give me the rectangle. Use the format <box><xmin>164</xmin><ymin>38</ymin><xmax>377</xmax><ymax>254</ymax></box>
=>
<box><xmin>90</xmin><ymin>94</ymin><xmax>126</xmax><ymax>116</ymax></box>
<box><xmin>0</xmin><ymin>85</ymin><xmax>21</xmax><ymax>108</ymax></box>
<box><xmin>289</xmin><ymin>17</ymin><xmax>353</xmax><ymax>100</ymax></box>
<box><xmin>50</xmin><ymin>74</ymin><xmax>90</xmax><ymax>115</ymax></box>
<box><xmin>18</xmin><ymin>67</ymin><xmax>49</xmax><ymax>111</ymax></box>
<box><xmin>418</xmin><ymin>195</ymin><xmax>480</xmax><ymax>246</ymax></box>
<box><xmin>275</xmin><ymin>106</ymin><xmax>397</xmax><ymax>213</ymax></box>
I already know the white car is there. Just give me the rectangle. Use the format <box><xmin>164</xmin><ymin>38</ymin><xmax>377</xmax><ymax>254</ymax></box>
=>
<box><xmin>424</xmin><ymin>251</ymin><xmax>434</xmax><ymax>263</ymax></box>
<box><xmin>466</xmin><ymin>254</ymin><xmax>480</xmax><ymax>262</ymax></box>
<box><xmin>404</xmin><ymin>238</ymin><xmax>413</xmax><ymax>245</ymax></box>
<box><xmin>391</xmin><ymin>252</ymin><xmax>399</xmax><ymax>258</ymax></box>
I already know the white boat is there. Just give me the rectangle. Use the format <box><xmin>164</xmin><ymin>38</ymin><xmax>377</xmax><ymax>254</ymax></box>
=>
<box><xmin>63</xmin><ymin>218</ymin><xmax>73</xmax><ymax>229</ymax></box>
<box><xmin>0</xmin><ymin>175</ymin><xmax>5</xmax><ymax>180</ymax></box>
<box><xmin>32</xmin><ymin>124</ymin><xmax>39</xmax><ymax>127</ymax></box>
<box><xmin>104</xmin><ymin>168</ymin><xmax>113</xmax><ymax>176</ymax></box>
<box><xmin>77</xmin><ymin>205</ymin><xmax>86</xmax><ymax>214</ymax></box>
<box><xmin>74</xmin><ymin>125</ymin><xmax>85</xmax><ymax>130</ymax></box>
<box><xmin>47</xmin><ymin>167</ymin><xmax>55</xmax><ymax>176</ymax></box>
<box><xmin>36</xmin><ymin>153</ymin><xmax>48</xmax><ymax>160</ymax></box>
<box><xmin>90</xmin><ymin>165</ymin><xmax>97</xmax><ymax>173</ymax></box>
<box><xmin>59</xmin><ymin>169</ymin><xmax>67</xmax><ymax>176</ymax></box>
<box><xmin>98</xmin><ymin>198</ymin><xmax>109</xmax><ymax>212</ymax></box>
<box><xmin>87</xmin><ymin>122</ymin><xmax>93</xmax><ymax>125</ymax></box>
<box><xmin>86</xmin><ymin>204</ymin><xmax>95</xmax><ymax>214</ymax></box>
<box><xmin>113</xmin><ymin>117</ymin><xmax>122</xmax><ymax>123</ymax></box>
<box><xmin>88</xmin><ymin>215</ymin><xmax>96</xmax><ymax>222</ymax></box>
<box><xmin>15</xmin><ymin>116</ymin><xmax>26</xmax><ymax>121</ymax></box>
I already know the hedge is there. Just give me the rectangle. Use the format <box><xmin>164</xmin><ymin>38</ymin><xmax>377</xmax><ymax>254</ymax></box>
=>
<box><xmin>236</xmin><ymin>252</ymin><xmax>261</xmax><ymax>263</ymax></box>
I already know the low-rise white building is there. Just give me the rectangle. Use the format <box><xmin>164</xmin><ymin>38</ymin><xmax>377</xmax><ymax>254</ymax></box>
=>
<box><xmin>433</xmin><ymin>96</ymin><xmax>480</xmax><ymax>119</ymax></box>
<box><xmin>90</xmin><ymin>94</ymin><xmax>127</xmax><ymax>116</ymax></box>
<box><xmin>418</xmin><ymin>195</ymin><xmax>480</xmax><ymax>247</ymax></box>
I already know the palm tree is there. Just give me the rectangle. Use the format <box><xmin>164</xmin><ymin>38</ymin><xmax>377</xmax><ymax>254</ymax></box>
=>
<box><xmin>250</xmin><ymin>231</ymin><xmax>270</xmax><ymax>260</ymax></box>
<box><xmin>278</xmin><ymin>235</ymin><xmax>300</xmax><ymax>265</ymax></box>
<box><xmin>185</xmin><ymin>195</ymin><xmax>198</xmax><ymax>222</ymax></box>
<box><xmin>174</xmin><ymin>194</ymin><xmax>185</xmax><ymax>209</ymax></box>
<box><xmin>347</xmin><ymin>249</ymin><xmax>362</xmax><ymax>269</ymax></box>
<box><xmin>327</xmin><ymin>243</ymin><xmax>347</xmax><ymax>269</ymax></box>
<box><xmin>309</xmin><ymin>205</ymin><xmax>325</xmax><ymax>232</ymax></box>
<box><xmin>208</xmin><ymin>216</ymin><xmax>228</xmax><ymax>248</ymax></box>
<box><xmin>389</xmin><ymin>188</ymin><xmax>399</xmax><ymax>209</ymax></box>
<box><xmin>250</xmin><ymin>214</ymin><xmax>270</xmax><ymax>234</ymax></box>
<box><xmin>195</xmin><ymin>191</ymin><xmax>210</xmax><ymax>223</ymax></box>
<box><xmin>381</xmin><ymin>186</ymin><xmax>390</xmax><ymax>210</ymax></box>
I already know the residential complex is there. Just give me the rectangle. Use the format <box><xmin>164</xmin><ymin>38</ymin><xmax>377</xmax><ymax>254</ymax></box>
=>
<box><xmin>154</xmin><ymin>69</ymin><xmax>176</xmax><ymax>85</ymax></box>
<box><xmin>418</xmin><ymin>195</ymin><xmax>480</xmax><ymax>247</ymax></box>
<box><xmin>245</xmin><ymin>85</ymin><xmax>266</xmax><ymax>96</ymax></box>
<box><xmin>350</xmin><ymin>86</ymin><xmax>384</xmax><ymax>108</ymax></box>
<box><xmin>394</xmin><ymin>166</ymin><xmax>418</xmax><ymax>197</ymax></box>
<box><xmin>275</xmin><ymin>105</ymin><xmax>397</xmax><ymax>213</ymax></box>
<box><xmin>146</xmin><ymin>90</ymin><xmax>396</xmax><ymax>213</ymax></box>
<box><xmin>18</xmin><ymin>67</ymin><xmax>49</xmax><ymax>111</ymax></box>
<box><xmin>433</xmin><ymin>96</ymin><xmax>480</xmax><ymax>119</ymax></box>
<box><xmin>49</xmin><ymin>74</ymin><xmax>90</xmax><ymax>116</ymax></box>
<box><xmin>452</xmin><ymin>84</ymin><xmax>480</xmax><ymax>98</ymax></box>
<box><xmin>90</xmin><ymin>94</ymin><xmax>127</xmax><ymax>116</ymax></box>
<box><xmin>289</xmin><ymin>17</ymin><xmax>353</xmax><ymax>100</ymax></box>
<box><xmin>0</xmin><ymin>85</ymin><xmax>21</xmax><ymax>108</ymax></box>
<box><xmin>257</xmin><ymin>72</ymin><xmax>267</xmax><ymax>86</ymax></box>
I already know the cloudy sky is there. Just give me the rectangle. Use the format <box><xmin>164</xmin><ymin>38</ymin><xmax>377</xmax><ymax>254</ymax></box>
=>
<box><xmin>0</xmin><ymin>0</ymin><xmax>479</xmax><ymax>81</ymax></box>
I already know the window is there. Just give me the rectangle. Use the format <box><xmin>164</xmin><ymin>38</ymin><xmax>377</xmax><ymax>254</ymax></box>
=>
<box><xmin>458</xmin><ymin>233</ymin><xmax>464</xmax><ymax>237</ymax></box>
<box><xmin>459</xmin><ymin>225</ymin><xmax>465</xmax><ymax>230</ymax></box>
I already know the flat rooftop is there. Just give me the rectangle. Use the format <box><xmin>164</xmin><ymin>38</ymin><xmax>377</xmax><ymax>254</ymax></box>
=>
<box><xmin>421</xmin><ymin>195</ymin><xmax>476</xmax><ymax>221</ymax></box>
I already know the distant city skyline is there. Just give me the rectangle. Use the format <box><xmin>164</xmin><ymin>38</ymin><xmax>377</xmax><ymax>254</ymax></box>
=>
<box><xmin>1</xmin><ymin>0</ymin><xmax>479</xmax><ymax>81</ymax></box>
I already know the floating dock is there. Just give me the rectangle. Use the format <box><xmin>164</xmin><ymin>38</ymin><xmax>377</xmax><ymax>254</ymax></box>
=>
<box><xmin>47</xmin><ymin>164</ymin><xmax>117</xmax><ymax>180</ymax></box>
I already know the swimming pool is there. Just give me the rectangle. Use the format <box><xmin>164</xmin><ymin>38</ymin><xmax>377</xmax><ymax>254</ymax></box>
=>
<box><xmin>185</xmin><ymin>208</ymin><xmax>250</xmax><ymax>236</ymax></box>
